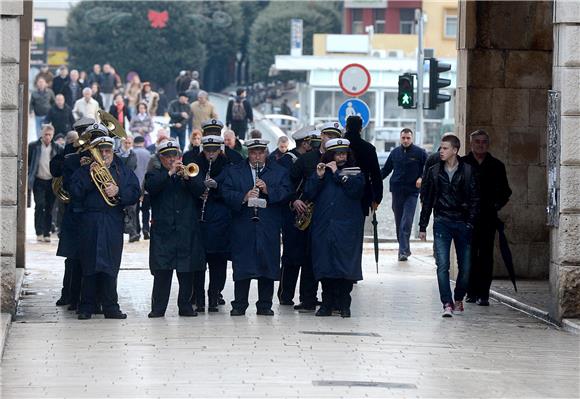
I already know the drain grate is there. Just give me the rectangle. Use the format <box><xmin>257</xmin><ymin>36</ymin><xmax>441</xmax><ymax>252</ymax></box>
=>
<box><xmin>300</xmin><ymin>331</ymin><xmax>381</xmax><ymax>337</ymax></box>
<box><xmin>313</xmin><ymin>380</ymin><xmax>417</xmax><ymax>389</ymax></box>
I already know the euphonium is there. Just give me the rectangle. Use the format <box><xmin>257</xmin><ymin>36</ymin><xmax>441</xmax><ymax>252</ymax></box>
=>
<box><xmin>52</xmin><ymin>176</ymin><xmax>70</xmax><ymax>203</ymax></box>
<box><xmin>87</xmin><ymin>143</ymin><xmax>119</xmax><ymax>207</ymax></box>
<box><xmin>294</xmin><ymin>202</ymin><xmax>314</xmax><ymax>231</ymax></box>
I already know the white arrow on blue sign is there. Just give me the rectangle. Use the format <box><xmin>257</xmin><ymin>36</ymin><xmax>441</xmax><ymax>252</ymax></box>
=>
<box><xmin>338</xmin><ymin>98</ymin><xmax>370</xmax><ymax>129</ymax></box>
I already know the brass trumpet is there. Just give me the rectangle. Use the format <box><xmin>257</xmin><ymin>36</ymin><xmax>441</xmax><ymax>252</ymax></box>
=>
<box><xmin>177</xmin><ymin>162</ymin><xmax>200</xmax><ymax>177</ymax></box>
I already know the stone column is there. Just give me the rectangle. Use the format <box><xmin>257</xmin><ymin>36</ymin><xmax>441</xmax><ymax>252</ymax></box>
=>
<box><xmin>456</xmin><ymin>1</ymin><xmax>553</xmax><ymax>282</ymax></box>
<box><xmin>0</xmin><ymin>1</ymin><xmax>23</xmax><ymax>315</ymax></box>
<box><xmin>550</xmin><ymin>0</ymin><xmax>580</xmax><ymax>320</ymax></box>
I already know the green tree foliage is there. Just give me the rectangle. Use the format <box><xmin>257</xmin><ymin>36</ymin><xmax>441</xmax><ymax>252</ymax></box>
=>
<box><xmin>66</xmin><ymin>1</ymin><xmax>207</xmax><ymax>87</ymax></box>
<box><xmin>248</xmin><ymin>1</ymin><xmax>342</xmax><ymax>82</ymax></box>
<box><xmin>196</xmin><ymin>1</ymin><xmax>244</xmax><ymax>91</ymax></box>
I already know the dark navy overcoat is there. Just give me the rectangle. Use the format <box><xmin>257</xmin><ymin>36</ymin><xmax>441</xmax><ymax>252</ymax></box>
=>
<box><xmin>222</xmin><ymin>159</ymin><xmax>292</xmax><ymax>281</ymax></box>
<box><xmin>69</xmin><ymin>156</ymin><xmax>140</xmax><ymax>276</ymax></box>
<box><xmin>55</xmin><ymin>147</ymin><xmax>82</xmax><ymax>259</ymax></box>
<box><xmin>144</xmin><ymin>162</ymin><xmax>206</xmax><ymax>273</ymax></box>
<box><xmin>304</xmin><ymin>169</ymin><xmax>365</xmax><ymax>281</ymax></box>
<box><xmin>194</xmin><ymin>154</ymin><xmax>233</xmax><ymax>255</ymax></box>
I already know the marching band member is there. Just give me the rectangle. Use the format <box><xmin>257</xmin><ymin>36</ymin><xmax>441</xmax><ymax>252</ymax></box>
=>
<box><xmin>192</xmin><ymin>135</ymin><xmax>232</xmax><ymax>312</ymax></box>
<box><xmin>144</xmin><ymin>140</ymin><xmax>206</xmax><ymax>318</ymax></box>
<box><xmin>222</xmin><ymin>138</ymin><xmax>292</xmax><ymax>316</ymax></box>
<box><xmin>195</xmin><ymin>119</ymin><xmax>243</xmax><ymax>165</ymax></box>
<box><xmin>287</xmin><ymin>122</ymin><xmax>342</xmax><ymax>312</ymax></box>
<box><xmin>305</xmin><ymin>138</ymin><xmax>365</xmax><ymax>318</ymax></box>
<box><xmin>70</xmin><ymin>133</ymin><xmax>140</xmax><ymax>320</ymax></box>
<box><xmin>277</xmin><ymin>127</ymin><xmax>314</xmax><ymax>307</ymax></box>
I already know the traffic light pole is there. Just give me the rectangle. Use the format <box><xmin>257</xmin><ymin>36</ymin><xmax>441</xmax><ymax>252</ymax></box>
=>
<box><xmin>415</xmin><ymin>8</ymin><xmax>424</xmax><ymax>146</ymax></box>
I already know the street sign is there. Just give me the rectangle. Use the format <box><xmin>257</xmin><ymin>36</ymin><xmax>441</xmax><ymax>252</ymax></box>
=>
<box><xmin>338</xmin><ymin>98</ymin><xmax>370</xmax><ymax>129</ymax></box>
<box><xmin>338</xmin><ymin>63</ymin><xmax>371</xmax><ymax>97</ymax></box>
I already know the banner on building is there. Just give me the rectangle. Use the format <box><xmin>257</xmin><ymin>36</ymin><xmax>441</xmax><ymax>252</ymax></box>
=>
<box><xmin>290</xmin><ymin>19</ymin><xmax>303</xmax><ymax>57</ymax></box>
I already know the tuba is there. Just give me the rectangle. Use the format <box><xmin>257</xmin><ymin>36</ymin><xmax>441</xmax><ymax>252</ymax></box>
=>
<box><xmin>52</xmin><ymin>176</ymin><xmax>70</xmax><ymax>203</ymax></box>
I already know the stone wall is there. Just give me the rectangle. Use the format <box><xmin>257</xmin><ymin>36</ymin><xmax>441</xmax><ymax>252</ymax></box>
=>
<box><xmin>457</xmin><ymin>1</ymin><xmax>553</xmax><ymax>280</ymax></box>
<box><xmin>0</xmin><ymin>1</ymin><xmax>23</xmax><ymax>314</ymax></box>
<box><xmin>550</xmin><ymin>0</ymin><xmax>580</xmax><ymax>319</ymax></box>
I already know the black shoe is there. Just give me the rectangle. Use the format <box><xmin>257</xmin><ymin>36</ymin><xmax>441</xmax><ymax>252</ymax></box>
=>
<box><xmin>465</xmin><ymin>295</ymin><xmax>477</xmax><ymax>303</ymax></box>
<box><xmin>179</xmin><ymin>309</ymin><xmax>198</xmax><ymax>317</ymax></box>
<box><xmin>56</xmin><ymin>297</ymin><xmax>68</xmax><ymax>306</ymax></box>
<box><xmin>67</xmin><ymin>303</ymin><xmax>77</xmax><ymax>311</ymax></box>
<box><xmin>230</xmin><ymin>308</ymin><xmax>246</xmax><ymax>316</ymax></box>
<box><xmin>143</xmin><ymin>232</ymin><xmax>150</xmax><ymax>240</ymax></box>
<box><xmin>129</xmin><ymin>235</ymin><xmax>140</xmax><ymax>243</ymax></box>
<box><xmin>298</xmin><ymin>305</ymin><xmax>316</xmax><ymax>313</ymax></box>
<box><xmin>279</xmin><ymin>300</ymin><xmax>295</xmax><ymax>306</ymax></box>
<box><xmin>398</xmin><ymin>255</ymin><xmax>408</xmax><ymax>262</ymax></box>
<box><xmin>341</xmin><ymin>308</ymin><xmax>351</xmax><ymax>318</ymax></box>
<box><xmin>78</xmin><ymin>313</ymin><xmax>92</xmax><ymax>320</ymax></box>
<box><xmin>195</xmin><ymin>306</ymin><xmax>205</xmax><ymax>313</ymax></box>
<box><xmin>148</xmin><ymin>311</ymin><xmax>164</xmax><ymax>318</ymax></box>
<box><xmin>293</xmin><ymin>302</ymin><xmax>314</xmax><ymax>311</ymax></box>
<box><xmin>257</xmin><ymin>309</ymin><xmax>274</xmax><ymax>316</ymax></box>
<box><xmin>315</xmin><ymin>306</ymin><xmax>332</xmax><ymax>317</ymax></box>
<box><xmin>208</xmin><ymin>306</ymin><xmax>219</xmax><ymax>313</ymax></box>
<box><xmin>104</xmin><ymin>312</ymin><xmax>127</xmax><ymax>319</ymax></box>
<box><xmin>218</xmin><ymin>293</ymin><xmax>226</xmax><ymax>305</ymax></box>
<box><xmin>94</xmin><ymin>305</ymin><xmax>104</xmax><ymax>315</ymax></box>
<box><xmin>476</xmin><ymin>298</ymin><xmax>490</xmax><ymax>306</ymax></box>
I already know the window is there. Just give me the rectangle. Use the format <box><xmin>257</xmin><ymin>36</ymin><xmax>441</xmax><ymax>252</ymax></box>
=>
<box><xmin>352</xmin><ymin>9</ymin><xmax>364</xmax><ymax>34</ymax></box>
<box><xmin>444</xmin><ymin>12</ymin><xmax>457</xmax><ymax>38</ymax></box>
<box><xmin>373</xmin><ymin>9</ymin><xmax>385</xmax><ymax>34</ymax></box>
<box><xmin>46</xmin><ymin>27</ymin><xmax>66</xmax><ymax>49</ymax></box>
<box><xmin>399</xmin><ymin>9</ymin><xmax>416</xmax><ymax>35</ymax></box>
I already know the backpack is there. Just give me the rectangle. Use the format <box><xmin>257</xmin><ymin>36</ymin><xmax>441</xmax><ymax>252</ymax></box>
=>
<box><xmin>231</xmin><ymin>100</ymin><xmax>246</xmax><ymax>121</ymax></box>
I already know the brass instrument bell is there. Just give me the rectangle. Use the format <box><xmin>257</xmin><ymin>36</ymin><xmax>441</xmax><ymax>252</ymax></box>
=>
<box><xmin>182</xmin><ymin>163</ymin><xmax>200</xmax><ymax>177</ymax></box>
<box><xmin>98</xmin><ymin>109</ymin><xmax>127</xmax><ymax>139</ymax></box>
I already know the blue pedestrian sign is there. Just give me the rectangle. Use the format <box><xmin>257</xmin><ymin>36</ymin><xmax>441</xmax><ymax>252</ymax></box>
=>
<box><xmin>338</xmin><ymin>98</ymin><xmax>370</xmax><ymax>129</ymax></box>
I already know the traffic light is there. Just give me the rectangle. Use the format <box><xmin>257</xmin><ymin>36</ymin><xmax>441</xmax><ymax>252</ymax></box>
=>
<box><xmin>428</xmin><ymin>58</ymin><xmax>451</xmax><ymax>109</ymax></box>
<box><xmin>398</xmin><ymin>74</ymin><xmax>414</xmax><ymax>109</ymax></box>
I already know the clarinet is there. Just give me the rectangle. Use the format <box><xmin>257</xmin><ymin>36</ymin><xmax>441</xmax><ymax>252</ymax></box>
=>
<box><xmin>251</xmin><ymin>161</ymin><xmax>262</xmax><ymax>222</ymax></box>
<box><xmin>199</xmin><ymin>158</ymin><xmax>213</xmax><ymax>223</ymax></box>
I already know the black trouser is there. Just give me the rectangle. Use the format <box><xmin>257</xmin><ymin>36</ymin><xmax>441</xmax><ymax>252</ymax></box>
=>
<box><xmin>320</xmin><ymin>278</ymin><xmax>354</xmax><ymax>311</ymax></box>
<box><xmin>139</xmin><ymin>194</ymin><xmax>151</xmax><ymax>235</ymax></box>
<box><xmin>79</xmin><ymin>272</ymin><xmax>120</xmax><ymax>315</ymax></box>
<box><xmin>151</xmin><ymin>270</ymin><xmax>194</xmax><ymax>314</ymax></box>
<box><xmin>60</xmin><ymin>258</ymin><xmax>82</xmax><ymax>305</ymax></box>
<box><xmin>124</xmin><ymin>204</ymin><xmax>139</xmax><ymax>238</ymax></box>
<box><xmin>33</xmin><ymin>178</ymin><xmax>55</xmax><ymax>237</ymax></box>
<box><xmin>278</xmin><ymin>259</ymin><xmax>318</xmax><ymax>306</ymax></box>
<box><xmin>468</xmin><ymin>222</ymin><xmax>496</xmax><ymax>301</ymax></box>
<box><xmin>193</xmin><ymin>253</ymin><xmax>228</xmax><ymax>308</ymax></box>
<box><xmin>231</xmin><ymin>278</ymin><xmax>274</xmax><ymax>312</ymax></box>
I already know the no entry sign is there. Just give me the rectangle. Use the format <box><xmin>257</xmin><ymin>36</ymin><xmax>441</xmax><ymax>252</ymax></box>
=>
<box><xmin>338</xmin><ymin>63</ymin><xmax>371</xmax><ymax>97</ymax></box>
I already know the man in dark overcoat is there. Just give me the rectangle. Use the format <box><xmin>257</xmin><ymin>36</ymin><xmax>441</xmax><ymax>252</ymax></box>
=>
<box><xmin>192</xmin><ymin>135</ymin><xmax>233</xmax><ymax>312</ymax></box>
<box><xmin>305</xmin><ymin>138</ymin><xmax>365</xmax><ymax>318</ymax></box>
<box><xmin>69</xmin><ymin>134</ymin><xmax>140</xmax><ymax>320</ymax></box>
<box><xmin>144</xmin><ymin>139</ymin><xmax>206</xmax><ymax>317</ymax></box>
<box><xmin>222</xmin><ymin>138</ymin><xmax>292</xmax><ymax>316</ymax></box>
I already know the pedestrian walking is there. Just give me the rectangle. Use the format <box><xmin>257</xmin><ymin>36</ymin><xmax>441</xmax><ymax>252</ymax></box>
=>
<box><xmin>51</xmin><ymin>65</ymin><xmax>69</xmax><ymax>96</ymax></box>
<box><xmin>419</xmin><ymin>134</ymin><xmax>479</xmax><ymax>318</ymax></box>
<box><xmin>72</xmin><ymin>88</ymin><xmax>100</xmax><ymax>120</ymax></box>
<box><xmin>44</xmin><ymin>94</ymin><xmax>75</xmax><ymax>136</ymax></box>
<box><xmin>29</xmin><ymin>77</ymin><xmax>55</xmax><ymax>139</ymax></box>
<box><xmin>168</xmin><ymin>93</ymin><xmax>191</xmax><ymax>151</ymax></box>
<box><xmin>190</xmin><ymin>91</ymin><xmax>218</xmax><ymax>131</ymax></box>
<box><xmin>381</xmin><ymin>128</ymin><xmax>427</xmax><ymax>261</ymax></box>
<box><xmin>226</xmin><ymin>88</ymin><xmax>253</xmax><ymax>140</ymax></box>
<box><xmin>99</xmin><ymin>63</ymin><xmax>116</xmax><ymax>111</ymax></box>
<box><xmin>129</xmin><ymin>102</ymin><xmax>154</xmax><ymax>147</ymax></box>
<box><xmin>63</xmin><ymin>69</ymin><xmax>84</xmax><ymax>107</ymax></box>
<box><xmin>138</xmin><ymin>82</ymin><xmax>159</xmax><ymax>117</ymax></box>
<box><xmin>464</xmin><ymin>129</ymin><xmax>512</xmax><ymax>306</ymax></box>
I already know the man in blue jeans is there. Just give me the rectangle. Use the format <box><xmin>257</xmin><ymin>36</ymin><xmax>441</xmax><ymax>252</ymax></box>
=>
<box><xmin>381</xmin><ymin>128</ymin><xmax>427</xmax><ymax>261</ymax></box>
<box><xmin>418</xmin><ymin>134</ymin><xmax>479</xmax><ymax>318</ymax></box>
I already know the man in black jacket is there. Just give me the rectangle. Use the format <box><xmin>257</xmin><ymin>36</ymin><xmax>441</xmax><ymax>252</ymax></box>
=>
<box><xmin>168</xmin><ymin>93</ymin><xmax>191</xmax><ymax>152</ymax></box>
<box><xmin>345</xmin><ymin>116</ymin><xmax>383</xmax><ymax>218</ymax></box>
<box><xmin>44</xmin><ymin>94</ymin><xmax>75</xmax><ymax>136</ymax></box>
<box><xmin>381</xmin><ymin>127</ymin><xmax>426</xmax><ymax>261</ymax></box>
<box><xmin>419</xmin><ymin>134</ymin><xmax>479</xmax><ymax>318</ymax></box>
<box><xmin>226</xmin><ymin>88</ymin><xmax>253</xmax><ymax>140</ymax></box>
<box><xmin>463</xmin><ymin>129</ymin><xmax>511</xmax><ymax>306</ymax></box>
<box><xmin>28</xmin><ymin>125</ymin><xmax>63</xmax><ymax>242</ymax></box>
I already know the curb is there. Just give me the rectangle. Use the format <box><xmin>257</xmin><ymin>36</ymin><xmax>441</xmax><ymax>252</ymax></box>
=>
<box><xmin>0</xmin><ymin>313</ymin><xmax>11</xmax><ymax>361</ymax></box>
<box><xmin>562</xmin><ymin>319</ymin><xmax>580</xmax><ymax>335</ymax></box>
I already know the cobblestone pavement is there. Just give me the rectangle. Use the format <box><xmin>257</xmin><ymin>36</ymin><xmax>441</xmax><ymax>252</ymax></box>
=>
<box><xmin>1</xmin><ymin>212</ymin><xmax>579</xmax><ymax>398</ymax></box>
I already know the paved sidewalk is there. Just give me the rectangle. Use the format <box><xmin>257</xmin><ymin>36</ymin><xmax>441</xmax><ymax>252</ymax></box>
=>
<box><xmin>2</xmin><ymin>229</ymin><xmax>579</xmax><ymax>398</ymax></box>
